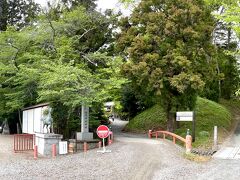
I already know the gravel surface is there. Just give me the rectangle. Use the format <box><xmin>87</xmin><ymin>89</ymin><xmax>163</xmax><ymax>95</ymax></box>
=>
<box><xmin>0</xmin><ymin>135</ymin><xmax>193</xmax><ymax>180</ymax></box>
<box><xmin>1</xmin><ymin>119</ymin><xmax>240</xmax><ymax>180</ymax></box>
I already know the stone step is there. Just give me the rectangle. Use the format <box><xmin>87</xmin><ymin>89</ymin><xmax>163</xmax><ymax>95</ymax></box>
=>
<box><xmin>213</xmin><ymin>147</ymin><xmax>240</xmax><ymax>159</ymax></box>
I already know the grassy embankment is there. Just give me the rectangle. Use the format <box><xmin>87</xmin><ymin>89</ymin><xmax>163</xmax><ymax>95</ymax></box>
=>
<box><xmin>125</xmin><ymin>97</ymin><xmax>240</xmax><ymax>148</ymax></box>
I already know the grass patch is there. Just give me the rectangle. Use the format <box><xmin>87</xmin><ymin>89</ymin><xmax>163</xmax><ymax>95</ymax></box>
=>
<box><xmin>183</xmin><ymin>153</ymin><xmax>211</xmax><ymax>162</ymax></box>
<box><xmin>126</xmin><ymin>97</ymin><xmax>234</xmax><ymax>148</ymax></box>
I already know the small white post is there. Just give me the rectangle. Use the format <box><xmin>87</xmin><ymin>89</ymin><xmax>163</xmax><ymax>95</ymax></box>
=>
<box><xmin>214</xmin><ymin>126</ymin><xmax>218</xmax><ymax>150</ymax></box>
<box><xmin>97</xmin><ymin>137</ymin><xmax>111</xmax><ymax>154</ymax></box>
<box><xmin>103</xmin><ymin>138</ymin><xmax>105</xmax><ymax>153</ymax></box>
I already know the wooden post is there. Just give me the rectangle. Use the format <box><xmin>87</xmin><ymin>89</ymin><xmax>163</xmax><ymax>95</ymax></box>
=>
<box><xmin>52</xmin><ymin>144</ymin><xmax>56</xmax><ymax>158</ymax></box>
<box><xmin>98</xmin><ymin>141</ymin><xmax>102</xmax><ymax>148</ymax></box>
<box><xmin>111</xmin><ymin>132</ymin><xmax>114</xmax><ymax>143</ymax></box>
<box><xmin>34</xmin><ymin>145</ymin><xmax>38</xmax><ymax>159</ymax></box>
<box><xmin>214</xmin><ymin>126</ymin><xmax>218</xmax><ymax>149</ymax></box>
<box><xmin>173</xmin><ymin>137</ymin><xmax>176</xmax><ymax>144</ymax></box>
<box><xmin>68</xmin><ymin>143</ymin><xmax>74</xmax><ymax>153</ymax></box>
<box><xmin>108</xmin><ymin>132</ymin><xmax>113</xmax><ymax>145</ymax></box>
<box><xmin>84</xmin><ymin>142</ymin><xmax>87</xmax><ymax>153</ymax></box>
<box><xmin>148</xmin><ymin>130</ymin><xmax>152</xmax><ymax>138</ymax></box>
<box><xmin>186</xmin><ymin>135</ymin><xmax>192</xmax><ymax>153</ymax></box>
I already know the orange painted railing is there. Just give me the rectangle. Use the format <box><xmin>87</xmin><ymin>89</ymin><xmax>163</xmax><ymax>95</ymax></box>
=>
<box><xmin>149</xmin><ymin>130</ymin><xmax>186</xmax><ymax>145</ymax></box>
<box><xmin>149</xmin><ymin>130</ymin><xmax>192</xmax><ymax>153</ymax></box>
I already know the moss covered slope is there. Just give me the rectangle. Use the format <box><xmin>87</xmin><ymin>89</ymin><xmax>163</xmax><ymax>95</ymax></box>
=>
<box><xmin>124</xmin><ymin>104</ymin><xmax>167</xmax><ymax>133</ymax></box>
<box><xmin>125</xmin><ymin>97</ymin><xmax>232</xmax><ymax>145</ymax></box>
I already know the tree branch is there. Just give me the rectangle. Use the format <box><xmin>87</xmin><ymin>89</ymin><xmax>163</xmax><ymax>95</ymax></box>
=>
<box><xmin>8</xmin><ymin>41</ymin><xmax>20</xmax><ymax>70</ymax></box>
<box><xmin>80</xmin><ymin>52</ymin><xmax>98</xmax><ymax>66</ymax></box>
<box><xmin>43</xmin><ymin>10</ymin><xmax>57</xmax><ymax>53</ymax></box>
<box><xmin>77</xmin><ymin>28</ymin><xmax>94</xmax><ymax>40</ymax></box>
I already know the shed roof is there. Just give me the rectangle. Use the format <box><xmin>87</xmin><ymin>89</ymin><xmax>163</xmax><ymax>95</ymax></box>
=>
<box><xmin>22</xmin><ymin>103</ymin><xmax>49</xmax><ymax>111</ymax></box>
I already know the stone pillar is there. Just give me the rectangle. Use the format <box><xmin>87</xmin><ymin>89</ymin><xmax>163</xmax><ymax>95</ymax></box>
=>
<box><xmin>76</xmin><ymin>105</ymin><xmax>93</xmax><ymax>141</ymax></box>
<box><xmin>81</xmin><ymin>105</ymin><xmax>89</xmax><ymax>132</ymax></box>
<box><xmin>35</xmin><ymin>133</ymin><xmax>63</xmax><ymax>156</ymax></box>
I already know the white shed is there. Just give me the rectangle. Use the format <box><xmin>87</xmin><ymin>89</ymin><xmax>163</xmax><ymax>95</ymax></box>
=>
<box><xmin>22</xmin><ymin>103</ymin><xmax>50</xmax><ymax>134</ymax></box>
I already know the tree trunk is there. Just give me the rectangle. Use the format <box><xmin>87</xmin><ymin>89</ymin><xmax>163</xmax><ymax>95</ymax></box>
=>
<box><xmin>18</xmin><ymin>109</ymin><xmax>22</xmax><ymax>133</ymax></box>
<box><xmin>176</xmin><ymin>105</ymin><xmax>180</xmax><ymax>129</ymax></box>
<box><xmin>166</xmin><ymin>104</ymin><xmax>174</xmax><ymax>132</ymax></box>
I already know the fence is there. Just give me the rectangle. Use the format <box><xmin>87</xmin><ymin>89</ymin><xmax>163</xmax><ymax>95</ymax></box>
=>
<box><xmin>149</xmin><ymin>130</ymin><xmax>186</xmax><ymax>144</ymax></box>
<box><xmin>14</xmin><ymin>134</ymin><xmax>35</xmax><ymax>152</ymax></box>
<box><xmin>148</xmin><ymin>130</ymin><xmax>192</xmax><ymax>153</ymax></box>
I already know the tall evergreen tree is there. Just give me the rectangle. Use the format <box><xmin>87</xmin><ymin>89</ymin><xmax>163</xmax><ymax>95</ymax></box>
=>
<box><xmin>117</xmin><ymin>0</ymin><xmax>217</xmax><ymax>131</ymax></box>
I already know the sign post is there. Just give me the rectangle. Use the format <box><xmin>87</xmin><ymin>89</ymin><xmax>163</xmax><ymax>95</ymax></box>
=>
<box><xmin>176</xmin><ymin>111</ymin><xmax>195</xmax><ymax>142</ymax></box>
<box><xmin>97</xmin><ymin>125</ymin><xmax>111</xmax><ymax>153</ymax></box>
<box><xmin>192</xmin><ymin>112</ymin><xmax>195</xmax><ymax>142</ymax></box>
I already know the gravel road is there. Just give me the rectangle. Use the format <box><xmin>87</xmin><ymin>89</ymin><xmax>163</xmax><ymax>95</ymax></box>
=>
<box><xmin>1</xmin><ymin>119</ymin><xmax>240</xmax><ymax>180</ymax></box>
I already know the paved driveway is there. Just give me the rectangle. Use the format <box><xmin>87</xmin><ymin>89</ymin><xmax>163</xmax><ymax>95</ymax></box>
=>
<box><xmin>214</xmin><ymin>116</ymin><xmax>240</xmax><ymax>159</ymax></box>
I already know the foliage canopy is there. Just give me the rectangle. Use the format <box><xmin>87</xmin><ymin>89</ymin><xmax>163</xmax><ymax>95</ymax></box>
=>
<box><xmin>117</xmin><ymin>0</ymin><xmax>217</xmax><ymax>131</ymax></box>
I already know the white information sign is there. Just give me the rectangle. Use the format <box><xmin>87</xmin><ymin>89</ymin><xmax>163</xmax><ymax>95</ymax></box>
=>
<box><xmin>22</xmin><ymin>104</ymin><xmax>49</xmax><ymax>134</ymax></box>
<box><xmin>176</xmin><ymin>111</ymin><xmax>194</xmax><ymax>121</ymax></box>
<box><xmin>59</xmin><ymin>141</ymin><xmax>68</xmax><ymax>154</ymax></box>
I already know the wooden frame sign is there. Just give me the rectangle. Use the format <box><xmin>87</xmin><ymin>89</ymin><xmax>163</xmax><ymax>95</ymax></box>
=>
<box><xmin>176</xmin><ymin>111</ymin><xmax>195</xmax><ymax>142</ymax></box>
<box><xmin>176</xmin><ymin>111</ymin><xmax>193</xmax><ymax>121</ymax></box>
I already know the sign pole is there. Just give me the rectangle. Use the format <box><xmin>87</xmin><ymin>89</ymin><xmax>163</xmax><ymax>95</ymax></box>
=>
<box><xmin>103</xmin><ymin>138</ymin><xmax>105</xmax><ymax>153</ymax></box>
<box><xmin>192</xmin><ymin>112</ymin><xmax>195</xmax><ymax>142</ymax></box>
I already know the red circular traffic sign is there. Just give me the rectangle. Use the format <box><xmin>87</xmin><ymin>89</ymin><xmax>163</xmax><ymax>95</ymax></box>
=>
<box><xmin>97</xmin><ymin>125</ymin><xmax>110</xmax><ymax>139</ymax></box>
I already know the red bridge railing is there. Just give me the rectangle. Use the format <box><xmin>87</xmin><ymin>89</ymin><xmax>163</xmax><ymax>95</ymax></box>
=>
<box><xmin>148</xmin><ymin>130</ymin><xmax>192</xmax><ymax>153</ymax></box>
<box><xmin>14</xmin><ymin>134</ymin><xmax>35</xmax><ymax>152</ymax></box>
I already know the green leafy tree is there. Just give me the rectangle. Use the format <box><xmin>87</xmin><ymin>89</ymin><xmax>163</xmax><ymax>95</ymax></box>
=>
<box><xmin>211</xmin><ymin>2</ymin><xmax>240</xmax><ymax>99</ymax></box>
<box><xmin>60</xmin><ymin>0</ymin><xmax>97</xmax><ymax>10</ymax></box>
<box><xmin>0</xmin><ymin>0</ymin><xmax>8</xmax><ymax>31</ymax></box>
<box><xmin>0</xmin><ymin>0</ymin><xmax>40</xmax><ymax>31</ymax></box>
<box><xmin>0</xmin><ymin>5</ymin><xmax>125</xmax><ymax>135</ymax></box>
<box><xmin>117</xmin><ymin>0</ymin><xmax>217</xmax><ymax>131</ymax></box>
